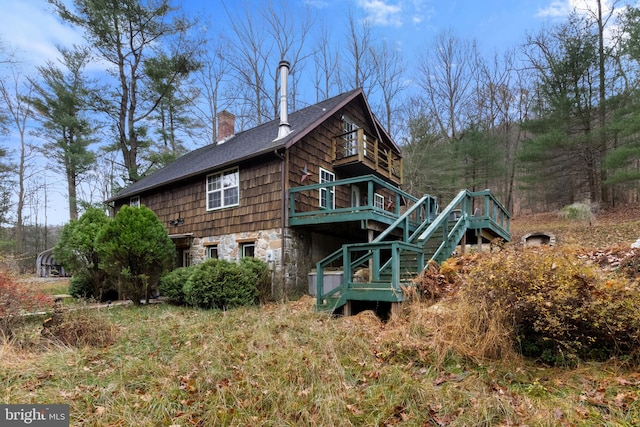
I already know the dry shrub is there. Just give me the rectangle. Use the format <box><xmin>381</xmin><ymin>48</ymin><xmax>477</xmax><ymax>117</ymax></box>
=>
<box><xmin>42</xmin><ymin>303</ymin><xmax>116</xmax><ymax>348</ymax></box>
<box><xmin>0</xmin><ymin>271</ymin><xmax>50</xmax><ymax>338</ymax></box>
<box><xmin>464</xmin><ymin>246</ymin><xmax>640</xmax><ymax>364</ymax></box>
<box><xmin>618</xmin><ymin>249</ymin><xmax>640</xmax><ymax>279</ymax></box>
<box><xmin>411</xmin><ymin>259</ymin><xmax>464</xmax><ymax>300</ymax></box>
<box><xmin>401</xmin><ymin>256</ymin><xmax>518</xmax><ymax>364</ymax></box>
<box><xmin>430</xmin><ymin>295</ymin><xmax>518</xmax><ymax>365</ymax></box>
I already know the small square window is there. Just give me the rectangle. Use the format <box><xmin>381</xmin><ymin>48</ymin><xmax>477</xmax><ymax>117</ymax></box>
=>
<box><xmin>208</xmin><ymin>246</ymin><xmax>218</xmax><ymax>259</ymax></box>
<box><xmin>130</xmin><ymin>196</ymin><xmax>140</xmax><ymax>208</ymax></box>
<box><xmin>241</xmin><ymin>242</ymin><xmax>255</xmax><ymax>258</ymax></box>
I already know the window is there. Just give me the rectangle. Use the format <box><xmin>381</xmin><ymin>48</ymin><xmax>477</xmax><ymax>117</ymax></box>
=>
<box><xmin>130</xmin><ymin>196</ymin><xmax>140</xmax><ymax>207</ymax></box>
<box><xmin>241</xmin><ymin>242</ymin><xmax>255</xmax><ymax>258</ymax></box>
<box><xmin>374</xmin><ymin>193</ymin><xmax>385</xmax><ymax>210</ymax></box>
<box><xmin>342</xmin><ymin>116</ymin><xmax>359</xmax><ymax>156</ymax></box>
<box><xmin>207</xmin><ymin>168</ymin><xmax>239</xmax><ymax>210</ymax></box>
<box><xmin>207</xmin><ymin>246</ymin><xmax>219</xmax><ymax>259</ymax></box>
<box><xmin>319</xmin><ymin>168</ymin><xmax>335</xmax><ymax>209</ymax></box>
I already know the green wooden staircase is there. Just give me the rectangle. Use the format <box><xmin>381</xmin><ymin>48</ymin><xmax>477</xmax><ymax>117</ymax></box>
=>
<box><xmin>315</xmin><ymin>189</ymin><xmax>511</xmax><ymax>313</ymax></box>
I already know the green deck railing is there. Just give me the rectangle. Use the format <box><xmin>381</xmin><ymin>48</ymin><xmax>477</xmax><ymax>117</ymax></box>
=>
<box><xmin>289</xmin><ymin>175</ymin><xmax>436</xmax><ymax>229</ymax></box>
<box><xmin>315</xmin><ymin>188</ymin><xmax>511</xmax><ymax>312</ymax></box>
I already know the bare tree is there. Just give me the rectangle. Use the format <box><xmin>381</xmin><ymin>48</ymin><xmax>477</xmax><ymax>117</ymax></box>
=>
<box><xmin>0</xmin><ymin>72</ymin><xmax>36</xmax><ymax>269</ymax></box>
<box><xmin>416</xmin><ymin>29</ymin><xmax>478</xmax><ymax>141</ymax></box>
<box><xmin>312</xmin><ymin>24</ymin><xmax>339</xmax><ymax>102</ymax></box>
<box><xmin>262</xmin><ymin>0</ymin><xmax>314</xmax><ymax>113</ymax></box>
<box><xmin>371</xmin><ymin>40</ymin><xmax>406</xmax><ymax>135</ymax></box>
<box><xmin>343</xmin><ymin>10</ymin><xmax>376</xmax><ymax>97</ymax></box>
<box><xmin>222</xmin><ymin>0</ymin><xmax>273</xmax><ymax>127</ymax></box>
<box><xmin>191</xmin><ymin>41</ymin><xmax>231</xmax><ymax>145</ymax></box>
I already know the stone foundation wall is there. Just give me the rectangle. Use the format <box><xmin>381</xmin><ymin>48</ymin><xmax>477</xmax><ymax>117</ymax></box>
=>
<box><xmin>188</xmin><ymin>227</ymin><xmax>313</xmax><ymax>297</ymax></box>
<box><xmin>282</xmin><ymin>228</ymin><xmax>313</xmax><ymax>295</ymax></box>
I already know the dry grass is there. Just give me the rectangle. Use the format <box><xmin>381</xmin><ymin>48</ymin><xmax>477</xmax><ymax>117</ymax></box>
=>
<box><xmin>1</xmin><ymin>298</ymin><xmax>640</xmax><ymax>425</ymax></box>
<box><xmin>2</xmin><ymin>208</ymin><xmax>640</xmax><ymax>425</ymax></box>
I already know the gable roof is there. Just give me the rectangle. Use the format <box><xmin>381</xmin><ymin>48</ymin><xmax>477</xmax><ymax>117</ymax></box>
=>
<box><xmin>110</xmin><ymin>88</ymin><xmax>399</xmax><ymax>201</ymax></box>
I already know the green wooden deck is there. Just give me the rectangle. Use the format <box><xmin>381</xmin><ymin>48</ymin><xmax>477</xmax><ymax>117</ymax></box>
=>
<box><xmin>301</xmin><ymin>185</ymin><xmax>510</xmax><ymax>314</ymax></box>
<box><xmin>289</xmin><ymin>174</ymin><xmax>437</xmax><ymax>234</ymax></box>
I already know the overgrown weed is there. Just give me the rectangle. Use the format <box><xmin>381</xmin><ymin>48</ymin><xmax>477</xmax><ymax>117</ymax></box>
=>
<box><xmin>1</xmin><ymin>301</ymin><xmax>639</xmax><ymax>425</ymax></box>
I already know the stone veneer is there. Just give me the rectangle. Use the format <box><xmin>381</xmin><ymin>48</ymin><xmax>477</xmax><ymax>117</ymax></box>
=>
<box><xmin>187</xmin><ymin>227</ymin><xmax>313</xmax><ymax>296</ymax></box>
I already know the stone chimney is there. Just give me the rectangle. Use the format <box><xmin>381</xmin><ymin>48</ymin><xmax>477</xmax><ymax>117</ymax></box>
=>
<box><xmin>217</xmin><ymin>110</ymin><xmax>235</xmax><ymax>143</ymax></box>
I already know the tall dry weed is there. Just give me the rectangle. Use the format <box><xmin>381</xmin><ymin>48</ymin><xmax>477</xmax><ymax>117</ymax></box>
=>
<box><xmin>42</xmin><ymin>303</ymin><xmax>116</xmax><ymax>348</ymax></box>
<box><xmin>429</xmin><ymin>294</ymin><xmax>518</xmax><ymax>365</ymax></box>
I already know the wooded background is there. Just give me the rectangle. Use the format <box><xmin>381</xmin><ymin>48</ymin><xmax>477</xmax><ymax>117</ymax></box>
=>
<box><xmin>1</xmin><ymin>0</ymin><xmax>639</xmax><ymax>272</ymax></box>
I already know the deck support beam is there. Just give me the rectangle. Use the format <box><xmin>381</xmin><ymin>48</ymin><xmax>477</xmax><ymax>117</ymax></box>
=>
<box><xmin>390</xmin><ymin>302</ymin><xmax>401</xmax><ymax>318</ymax></box>
<box><xmin>342</xmin><ymin>300</ymin><xmax>352</xmax><ymax>316</ymax></box>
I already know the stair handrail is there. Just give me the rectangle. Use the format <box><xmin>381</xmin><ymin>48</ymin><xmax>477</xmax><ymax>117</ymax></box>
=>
<box><xmin>430</xmin><ymin>215</ymin><xmax>469</xmax><ymax>263</ymax></box>
<box><xmin>372</xmin><ymin>194</ymin><xmax>436</xmax><ymax>243</ymax></box>
<box><xmin>416</xmin><ymin>189</ymin><xmax>470</xmax><ymax>242</ymax></box>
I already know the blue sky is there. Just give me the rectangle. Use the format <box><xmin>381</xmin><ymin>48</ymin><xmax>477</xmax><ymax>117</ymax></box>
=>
<box><xmin>1</xmin><ymin>0</ymin><xmax>590</xmax><ymax>70</ymax></box>
<box><xmin>0</xmin><ymin>0</ymin><xmax>612</xmax><ymax>225</ymax></box>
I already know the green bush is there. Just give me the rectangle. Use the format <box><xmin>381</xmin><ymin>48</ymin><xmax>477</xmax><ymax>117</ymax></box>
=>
<box><xmin>184</xmin><ymin>259</ymin><xmax>258</xmax><ymax>310</ymax></box>
<box><xmin>464</xmin><ymin>246</ymin><xmax>640</xmax><ymax>363</ymax></box>
<box><xmin>68</xmin><ymin>274</ymin><xmax>93</xmax><ymax>299</ymax></box>
<box><xmin>158</xmin><ymin>266</ymin><xmax>195</xmax><ymax>305</ymax></box>
<box><xmin>240</xmin><ymin>257</ymin><xmax>271</xmax><ymax>303</ymax></box>
<box><xmin>97</xmin><ymin>205</ymin><xmax>175</xmax><ymax>305</ymax></box>
<box><xmin>54</xmin><ymin>207</ymin><xmax>110</xmax><ymax>299</ymax></box>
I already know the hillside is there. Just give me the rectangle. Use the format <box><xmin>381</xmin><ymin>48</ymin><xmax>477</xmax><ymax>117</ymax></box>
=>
<box><xmin>510</xmin><ymin>204</ymin><xmax>640</xmax><ymax>249</ymax></box>
<box><xmin>2</xmin><ymin>205</ymin><xmax>640</xmax><ymax>425</ymax></box>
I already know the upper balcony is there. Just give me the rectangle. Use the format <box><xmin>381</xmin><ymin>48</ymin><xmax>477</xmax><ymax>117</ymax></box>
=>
<box><xmin>333</xmin><ymin>128</ymin><xmax>402</xmax><ymax>184</ymax></box>
<box><xmin>288</xmin><ymin>174</ymin><xmax>437</xmax><ymax>238</ymax></box>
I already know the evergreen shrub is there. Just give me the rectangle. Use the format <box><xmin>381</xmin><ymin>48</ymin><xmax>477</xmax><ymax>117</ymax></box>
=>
<box><xmin>54</xmin><ymin>207</ymin><xmax>111</xmax><ymax>300</ymax></box>
<box><xmin>68</xmin><ymin>274</ymin><xmax>94</xmax><ymax>299</ymax></box>
<box><xmin>97</xmin><ymin>206</ymin><xmax>175</xmax><ymax>305</ymax></box>
<box><xmin>559</xmin><ymin>202</ymin><xmax>593</xmax><ymax>222</ymax></box>
<box><xmin>158</xmin><ymin>266</ymin><xmax>195</xmax><ymax>305</ymax></box>
<box><xmin>184</xmin><ymin>259</ymin><xmax>258</xmax><ymax>310</ymax></box>
<box><xmin>240</xmin><ymin>257</ymin><xmax>271</xmax><ymax>303</ymax></box>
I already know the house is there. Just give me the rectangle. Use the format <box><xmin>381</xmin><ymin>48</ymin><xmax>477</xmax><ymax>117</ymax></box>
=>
<box><xmin>108</xmin><ymin>61</ymin><xmax>511</xmax><ymax>315</ymax></box>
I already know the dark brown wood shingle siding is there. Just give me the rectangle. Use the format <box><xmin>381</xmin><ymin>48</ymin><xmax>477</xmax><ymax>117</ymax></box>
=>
<box><xmin>287</xmin><ymin>104</ymin><xmax>375</xmax><ymax>213</ymax></box>
<box><xmin>116</xmin><ymin>155</ymin><xmax>283</xmax><ymax>236</ymax></box>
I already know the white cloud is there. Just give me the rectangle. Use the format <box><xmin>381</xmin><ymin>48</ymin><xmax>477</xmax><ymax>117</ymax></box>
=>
<box><xmin>304</xmin><ymin>0</ymin><xmax>331</xmax><ymax>8</ymax></box>
<box><xmin>356</xmin><ymin>0</ymin><xmax>433</xmax><ymax>27</ymax></box>
<box><xmin>537</xmin><ymin>0</ymin><xmax>572</xmax><ymax>17</ymax></box>
<box><xmin>537</xmin><ymin>0</ymin><xmax>618</xmax><ymax>19</ymax></box>
<box><xmin>0</xmin><ymin>0</ymin><xmax>85</xmax><ymax>68</ymax></box>
<box><xmin>358</xmin><ymin>0</ymin><xmax>403</xmax><ymax>26</ymax></box>
<box><xmin>535</xmin><ymin>0</ymin><xmax>623</xmax><ymax>46</ymax></box>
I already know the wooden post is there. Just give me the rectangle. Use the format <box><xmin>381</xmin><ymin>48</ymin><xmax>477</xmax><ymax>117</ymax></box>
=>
<box><xmin>460</xmin><ymin>233</ymin><xmax>467</xmax><ymax>255</ymax></box>
<box><xmin>390</xmin><ymin>302</ymin><xmax>401</xmax><ymax>318</ymax></box>
<box><xmin>343</xmin><ymin>300</ymin><xmax>352</xmax><ymax>316</ymax></box>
